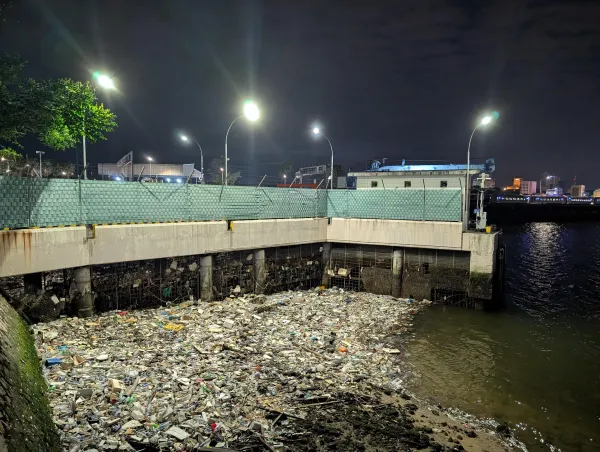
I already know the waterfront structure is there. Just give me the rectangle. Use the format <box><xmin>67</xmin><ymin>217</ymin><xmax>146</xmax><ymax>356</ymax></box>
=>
<box><xmin>503</xmin><ymin>177</ymin><xmax>522</xmax><ymax>192</ymax></box>
<box><xmin>593</xmin><ymin>189</ymin><xmax>600</xmax><ymax>198</ymax></box>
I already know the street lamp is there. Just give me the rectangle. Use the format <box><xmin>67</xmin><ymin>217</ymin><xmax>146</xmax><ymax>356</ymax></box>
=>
<box><xmin>36</xmin><ymin>151</ymin><xmax>45</xmax><ymax>178</ymax></box>
<box><xmin>312</xmin><ymin>127</ymin><xmax>334</xmax><ymax>189</ymax></box>
<box><xmin>464</xmin><ymin>112</ymin><xmax>498</xmax><ymax>230</ymax></box>
<box><xmin>220</xmin><ymin>167</ymin><xmax>224</xmax><ymax>185</ymax></box>
<box><xmin>283</xmin><ymin>174</ymin><xmax>287</xmax><ymax>184</ymax></box>
<box><xmin>82</xmin><ymin>72</ymin><xmax>116</xmax><ymax>180</ymax></box>
<box><xmin>180</xmin><ymin>134</ymin><xmax>204</xmax><ymax>183</ymax></box>
<box><xmin>147</xmin><ymin>156</ymin><xmax>153</xmax><ymax>180</ymax></box>
<box><xmin>224</xmin><ymin>100</ymin><xmax>260</xmax><ymax>185</ymax></box>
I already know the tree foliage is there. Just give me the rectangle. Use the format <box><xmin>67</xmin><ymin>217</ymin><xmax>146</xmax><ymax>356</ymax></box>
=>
<box><xmin>207</xmin><ymin>157</ymin><xmax>241</xmax><ymax>185</ymax></box>
<box><xmin>0</xmin><ymin>54</ymin><xmax>52</xmax><ymax>147</ymax></box>
<box><xmin>41</xmin><ymin>79</ymin><xmax>117</xmax><ymax>151</ymax></box>
<box><xmin>0</xmin><ymin>54</ymin><xmax>117</xmax><ymax>152</ymax></box>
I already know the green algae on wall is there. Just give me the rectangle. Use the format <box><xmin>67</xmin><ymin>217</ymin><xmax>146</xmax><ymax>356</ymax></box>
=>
<box><xmin>0</xmin><ymin>295</ymin><xmax>60</xmax><ymax>452</ymax></box>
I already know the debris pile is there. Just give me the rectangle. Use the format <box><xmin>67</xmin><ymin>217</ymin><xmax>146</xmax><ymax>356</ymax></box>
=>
<box><xmin>34</xmin><ymin>289</ymin><xmax>500</xmax><ymax>451</ymax></box>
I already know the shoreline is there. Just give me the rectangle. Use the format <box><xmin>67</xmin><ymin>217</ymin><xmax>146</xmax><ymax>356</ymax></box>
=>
<box><xmin>34</xmin><ymin>289</ymin><xmax>522</xmax><ymax>451</ymax></box>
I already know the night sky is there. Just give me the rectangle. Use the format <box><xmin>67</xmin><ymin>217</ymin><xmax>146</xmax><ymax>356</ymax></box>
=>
<box><xmin>2</xmin><ymin>0</ymin><xmax>600</xmax><ymax>187</ymax></box>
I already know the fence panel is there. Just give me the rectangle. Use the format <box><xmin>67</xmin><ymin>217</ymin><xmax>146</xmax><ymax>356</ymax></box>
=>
<box><xmin>29</xmin><ymin>179</ymin><xmax>79</xmax><ymax>226</ymax></box>
<box><xmin>0</xmin><ymin>177</ymin><xmax>31</xmax><ymax>229</ymax></box>
<box><xmin>0</xmin><ymin>177</ymin><xmax>463</xmax><ymax>229</ymax></box>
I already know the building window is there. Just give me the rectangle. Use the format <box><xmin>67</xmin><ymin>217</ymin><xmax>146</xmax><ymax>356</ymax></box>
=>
<box><xmin>440</xmin><ymin>180</ymin><xmax>448</xmax><ymax>187</ymax></box>
<box><xmin>404</xmin><ymin>181</ymin><xmax>411</xmax><ymax>188</ymax></box>
<box><xmin>371</xmin><ymin>181</ymin><xmax>378</xmax><ymax>188</ymax></box>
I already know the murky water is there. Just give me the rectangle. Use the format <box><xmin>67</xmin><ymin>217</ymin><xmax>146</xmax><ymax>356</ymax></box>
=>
<box><xmin>408</xmin><ymin>223</ymin><xmax>600</xmax><ymax>451</ymax></box>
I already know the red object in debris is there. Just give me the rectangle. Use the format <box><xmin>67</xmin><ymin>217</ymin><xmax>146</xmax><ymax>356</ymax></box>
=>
<box><xmin>211</xmin><ymin>422</ymin><xmax>217</xmax><ymax>431</ymax></box>
<box><xmin>117</xmin><ymin>311</ymin><xmax>127</xmax><ymax>317</ymax></box>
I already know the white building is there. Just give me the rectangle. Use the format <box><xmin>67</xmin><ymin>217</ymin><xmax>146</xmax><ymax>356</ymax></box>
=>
<box><xmin>347</xmin><ymin>160</ymin><xmax>495</xmax><ymax>190</ymax></box>
<box><xmin>520</xmin><ymin>180</ymin><xmax>537</xmax><ymax>195</ymax></box>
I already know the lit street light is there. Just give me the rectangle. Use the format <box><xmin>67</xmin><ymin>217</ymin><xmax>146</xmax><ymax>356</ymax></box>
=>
<box><xmin>224</xmin><ymin>101</ymin><xmax>260</xmax><ymax>185</ymax></box>
<box><xmin>82</xmin><ymin>72</ymin><xmax>116</xmax><ymax>180</ymax></box>
<box><xmin>312</xmin><ymin>126</ymin><xmax>334</xmax><ymax>189</ymax></box>
<box><xmin>36</xmin><ymin>151</ymin><xmax>45</xmax><ymax>178</ymax></box>
<box><xmin>147</xmin><ymin>156</ymin><xmax>153</xmax><ymax>180</ymax></box>
<box><xmin>464</xmin><ymin>112</ymin><xmax>499</xmax><ymax>230</ymax></box>
<box><xmin>180</xmin><ymin>134</ymin><xmax>204</xmax><ymax>183</ymax></box>
<box><xmin>176</xmin><ymin>178</ymin><xmax>182</xmax><ymax>184</ymax></box>
<box><xmin>220</xmin><ymin>167</ymin><xmax>224</xmax><ymax>185</ymax></box>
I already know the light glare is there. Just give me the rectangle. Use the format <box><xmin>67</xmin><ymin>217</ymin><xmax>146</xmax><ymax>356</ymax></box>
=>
<box><xmin>180</xmin><ymin>135</ymin><xmax>189</xmax><ymax>142</ymax></box>
<box><xmin>313</xmin><ymin>127</ymin><xmax>320</xmax><ymax>135</ymax></box>
<box><xmin>243</xmin><ymin>101</ymin><xmax>260</xmax><ymax>121</ymax></box>
<box><xmin>481</xmin><ymin>116</ymin><xmax>492</xmax><ymax>125</ymax></box>
<box><xmin>96</xmin><ymin>73</ymin><xmax>115</xmax><ymax>90</ymax></box>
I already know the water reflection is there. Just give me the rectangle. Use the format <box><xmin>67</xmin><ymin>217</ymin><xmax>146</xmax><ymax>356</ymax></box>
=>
<box><xmin>408</xmin><ymin>223</ymin><xmax>600</xmax><ymax>451</ymax></box>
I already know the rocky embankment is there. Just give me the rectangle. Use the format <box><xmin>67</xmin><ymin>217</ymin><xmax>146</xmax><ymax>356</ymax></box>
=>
<box><xmin>34</xmin><ymin>289</ymin><xmax>519</xmax><ymax>451</ymax></box>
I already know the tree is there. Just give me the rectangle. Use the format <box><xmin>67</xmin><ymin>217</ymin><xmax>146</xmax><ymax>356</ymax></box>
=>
<box><xmin>0</xmin><ymin>54</ymin><xmax>117</xmax><ymax>152</ymax></box>
<box><xmin>279</xmin><ymin>160</ymin><xmax>293</xmax><ymax>179</ymax></box>
<box><xmin>0</xmin><ymin>54</ymin><xmax>52</xmax><ymax>148</ymax></box>
<box><xmin>207</xmin><ymin>157</ymin><xmax>241</xmax><ymax>185</ymax></box>
<box><xmin>41</xmin><ymin>79</ymin><xmax>117</xmax><ymax>151</ymax></box>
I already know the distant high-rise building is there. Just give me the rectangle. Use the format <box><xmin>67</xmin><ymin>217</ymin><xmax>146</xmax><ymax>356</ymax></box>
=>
<box><xmin>593</xmin><ymin>189</ymin><xmax>600</xmax><ymax>198</ymax></box>
<box><xmin>484</xmin><ymin>179</ymin><xmax>496</xmax><ymax>189</ymax></box>
<box><xmin>520</xmin><ymin>180</ymin><xmax>537</xmax><ymax>195</ymax></box>
<box><xmin>571</xmin><ymin>185</ymin><xmax>586</xmax><ymax>197</ymax></box>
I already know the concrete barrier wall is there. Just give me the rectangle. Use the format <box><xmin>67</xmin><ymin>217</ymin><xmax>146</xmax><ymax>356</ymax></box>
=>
<box><xmin>0</xmin><ymin>219</ymin><xmax>496</xmax><ymax>278</ymax></box>
<box><xmin>0</xmin><ymin>295</ymin><xmax>59</xmax><ymax>451</ymax></box>
<box><xmin>327</xmin><ymin>218</ymin><xmax>464</xmax><ymax>249</ymax></box>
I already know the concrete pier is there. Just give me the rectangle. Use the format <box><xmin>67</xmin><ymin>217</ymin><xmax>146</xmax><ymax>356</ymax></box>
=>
<box><xmin>392</xmin><ymin>249</ymin><xmax>402</xmax><ymax>298</ymax></box>
<box><xmin>0</xmin><ymin>219</ymin><xmax>503</xmax><ymax>302</ymax></box>
<box><xmin>321</xmin><ymin>243</ymin><xmax>332</xmax><ymax>286</ymax></box>
<box><xmin>72</xmin><ymin>266</ymin><xmax>93</xmax><ymax>317</ymax></box>
<box><xmin>199</xmin><ymin>255</ymin><xmax>213</xmax><ymax>302</ymax></box>
<box><xmin>253</xmin><ymin>249</ymin><xmax>266</xmax><ymax>294</ymax></box>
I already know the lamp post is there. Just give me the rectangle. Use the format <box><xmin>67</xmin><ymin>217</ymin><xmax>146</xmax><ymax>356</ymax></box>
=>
<box><xmin>312</xmin><ymin>127</ymin><xmax>334</xmax><ymax>189</ymax></box>
<box><xmin>180</xmin><ymin>134</ymin><xmax>204</xmax><ymax>183</ymax></box>
<box><xmin>220</xmin><ymin>167</ymin><xmax>224</xmax><ymax>185</ymax></box>
<box><xmin>283</xmin><ymin>174</ymin><xmax>287</xmax><ymax>184</ymax></box>
<box><xmin>82</xmin><ymin>72</ymin><xmax>116</xmax><ymax>179</ymax></box>
<box><xmin>464</xmin><ymin>113</ymin><xmax>497</xmax><ymax>230</ymax></box>
<box><xmin>36</xmin><ymin>151</ymin><xmax>45</xmax><ymax>178</ymax></box>
<box><xmin>147</xmin><ymin>156</ymin><xmax>153</xmax><ymax>180</ymax></box>
<box><xmin>224</xmin><ymin>101</ymin><xmax>259</xmax><ymax>185</ymax></box>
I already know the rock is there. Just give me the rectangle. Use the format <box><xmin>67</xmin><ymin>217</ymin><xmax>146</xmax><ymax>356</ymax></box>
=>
<box><xmin>496</xmin><ymin>423</ymin><xmax>511</xmax><ymax>436</ymax></box>
<box><xmin>95</xmin><ymin>354</ymin><xmax>109</xmax><ymax>361</ymax></box>
<box><xmin>465</xmin><ymin>430</ymin><xmax>477</xmax><ymax>438</ymax></box>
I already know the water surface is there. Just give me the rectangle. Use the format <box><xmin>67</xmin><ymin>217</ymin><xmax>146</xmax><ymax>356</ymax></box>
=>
<box><xmin>408</xmin><ymin>223</ymin><xmax>600</xmax><ymax>451</ymax></box>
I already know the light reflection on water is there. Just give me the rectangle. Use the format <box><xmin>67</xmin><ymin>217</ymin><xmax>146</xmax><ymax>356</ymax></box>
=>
<box><xmin>408</xmin><ymin>223</ymin><xmax>600</xmax><ymax>451</ymax></box>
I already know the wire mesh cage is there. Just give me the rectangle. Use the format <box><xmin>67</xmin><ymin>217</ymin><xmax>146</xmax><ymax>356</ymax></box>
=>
<box><xmin>327</xmin><ymin>244</ymin><xmax>393</xmax><ymax>293</ymax></box>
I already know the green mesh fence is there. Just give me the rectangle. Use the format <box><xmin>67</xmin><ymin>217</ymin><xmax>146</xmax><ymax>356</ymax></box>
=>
<box><xmin>0</xmin><ymin>177</ymin><xmax>461</xmax><ymax>228</ymax></box>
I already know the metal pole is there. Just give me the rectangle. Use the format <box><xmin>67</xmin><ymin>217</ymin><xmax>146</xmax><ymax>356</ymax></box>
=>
<box><xmin>321</xmin><ymin>134</ymin><xmax>334</xmax><ymax>189</ymax></box>
<box><xmin>194</xmin><ymin>140</ymin><xmax>204</xmax><ymax>183</ymax></box>
<box><xmin>224</xmin><ymin>116</ymin><xmax>242</xmax><ymax>186</ymax></box>
<box><xmin>82</xmin><ymin>134</ymin><xmax>87</xmax><ymax>179</ymax></box>
<box><xmin>464</xmin><ymin>126</ymin><xmax>479</xmax><ymax>231</ymax></box>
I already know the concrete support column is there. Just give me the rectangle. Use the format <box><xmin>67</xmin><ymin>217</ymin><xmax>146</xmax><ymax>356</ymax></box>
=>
<box><xmin>199</xmin><ymin>255</ymin><xmax>213</xmax><ymax>302</ymax></box>
<box><xmin>321</xmin><ymin>243</ymin><xmax>332</xmax><ymax>287</ymax></box>
<box><xmin>73</xmin><ymin>266</ymin><xmax>93</xmax><ymax>318</ymax></box>
<box><xmin>23</xmin><ymin>272</ymin><xmax>43</xmax><ymax>295</ymax></box>
<box><xmin>465</xmin><ymin>232</ymin><xmax>498</xmax><ymax>300</ymax></box>
<box><xmin>392</xmin><ymin>249</ymin><xmax>403</xmax><ymax>298</ymax></box>
<box><xmin>254</xmin><ymin>249</ymin><xmax>266</xmax><ymax>294</ymax></box>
